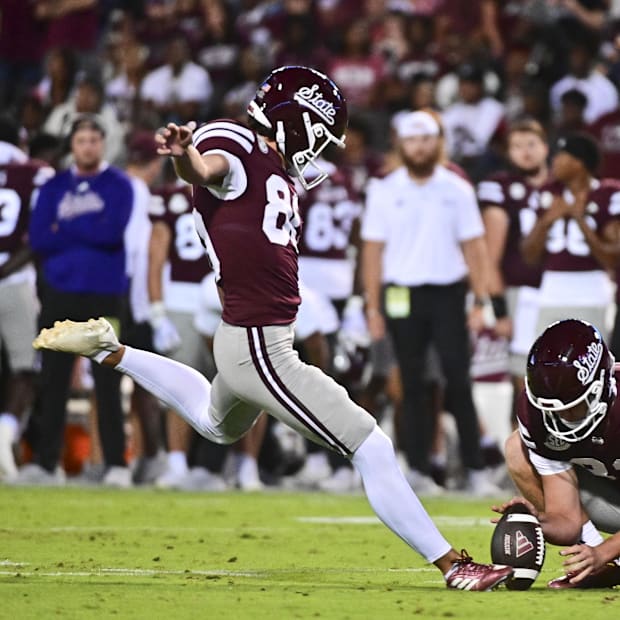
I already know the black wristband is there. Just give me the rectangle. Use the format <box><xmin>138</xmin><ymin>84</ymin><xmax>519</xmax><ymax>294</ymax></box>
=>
<box><xmin>490</xmin><ymin>294</ymin><xmax>508</xmax><ymax>319</ymax></box>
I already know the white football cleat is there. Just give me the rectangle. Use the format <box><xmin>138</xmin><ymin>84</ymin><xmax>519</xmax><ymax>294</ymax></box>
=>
<box><xmin>179</xmin><ymin>467</ymin><xmax>228</xmax><ymax>492</ymax></box>
<box><xmin>155</xmin><ymin>467</ymin><xmax>189</xmax><ymax>490</ymax></box>
<box><xmin>13</xmin><ymin>463</ymin><xmax>66</xmax><ymax>486</ymax></box>
<box><xmin>466</xmin><ymin>469</ymin><xmax>503</xmax><ymax>498</ymax></box>
<box><xmin>33</xmin><ymin>318</ymin><xmax>121</xmax><ymax>361</ymax></box>
<box><xmin>102</xmin><ymin>466</ymin><xmax>132</xmax><ymax>488</ymax></box>
<box><xmin>405</xmin><ymin>468</ymin><xmax>444</xmax><ymax>497</ymax></box>
<box><xmin>318</xmin><ymin>466</ymin><xmax>362</xmax><ymax>494</ymax></box>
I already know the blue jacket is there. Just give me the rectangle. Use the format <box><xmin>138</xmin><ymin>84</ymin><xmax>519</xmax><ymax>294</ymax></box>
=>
<box><xmin>29</xmin><ymin>165</ymin><xmax>133</xmax><ymax>294</ymax></box>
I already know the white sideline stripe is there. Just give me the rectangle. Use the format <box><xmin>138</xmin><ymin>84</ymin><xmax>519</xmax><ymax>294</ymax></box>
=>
<box><xmin>296</xmin><ymin>516</ymin><xmax>494</xmax><ymax>527</ymax></box>
<box><xmin>0</xmin><ymin>569</ymin><xmax>260</xmax><ymax>578</ymax></box>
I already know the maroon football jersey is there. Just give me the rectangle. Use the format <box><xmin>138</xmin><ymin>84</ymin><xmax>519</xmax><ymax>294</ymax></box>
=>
<box><xmin>587</xmin><ymin>110</ymin><xmax>620</xmax><ymax>180</ymax></box>
<box><xmin>150</xmin><ymin>183</ymin><xmax>211</xmax><ymax>284</ymax></box>
<box><xmin>0</xmin><ymin>160</ymin><xmax>54</xmax><ymax>260</ymax></box>
<box><xmin>533</xmin><ymin>179</ymin><xmax>620</xmax><ymax>272</ymax></box>
<box><xmin>477</xmin><ymin>171</ymin><xmax>543</xmax><ymax>288</ymax></box>
<box><xmin>517</xmin><ymin>373</ymin><xmax>620</xmax><ymax>489</ymax></box>
<box><xmin>297</xmin><ymin>167</ymin><xmax>361</xmax><ymax>260</ymax></box>
<box><xmin>191</xmin><ymin>119</ymin><xmax>301</xmax><ymax>327</ymax></box>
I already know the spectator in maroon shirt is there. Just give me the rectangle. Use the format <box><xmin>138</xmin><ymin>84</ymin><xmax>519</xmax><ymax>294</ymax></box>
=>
<box><xmin>327</xmin><ymin>18</ymin><xmax>385</xmax><ymax>111</ymax></box>
<box><xmin>588</xmin><ymin>107</ymin><xmax>620</xmax><ymax>180</ymax></box>
<box><xmin>36</xmin><ymin>0</ymin><xmax>99</xmax><ymax>55</ymax></box>
<box><xmin>0</xmin><ymin>0</ymin><xmax>47</xmax><ymax>107</ymax></box>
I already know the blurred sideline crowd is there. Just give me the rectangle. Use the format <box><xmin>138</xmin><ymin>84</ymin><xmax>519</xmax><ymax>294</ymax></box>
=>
<box><xmin>2</xmin><ymin>0</ymin><xmax>620</xmax><ymax>494</ymax></box>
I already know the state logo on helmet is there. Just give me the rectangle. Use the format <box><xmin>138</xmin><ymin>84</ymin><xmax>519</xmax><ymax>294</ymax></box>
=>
<box><xmin>525</xmin><ymin>319</ymin><xmax>617</xmax><ymax>442</ymax></box>
<box><xmin>247</xmin><ymin>65</ymin><xmax>348</xmax><ymax>189</ymax></box>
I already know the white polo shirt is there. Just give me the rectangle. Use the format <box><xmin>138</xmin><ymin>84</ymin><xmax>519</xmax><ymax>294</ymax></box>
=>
<box><xmin>361</xmin><ymin>165</ymin><xmax>484</xmax><ymax>286</ymax></box>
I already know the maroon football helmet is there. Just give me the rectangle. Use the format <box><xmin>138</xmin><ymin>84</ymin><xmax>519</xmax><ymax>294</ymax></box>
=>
<box><xmin>247</xmin><ymin>66</ymin><xmax>348</xmax><ymax>189</ymax></box>
<box><xmin>525</xmin><ymin>319</ymin><xmax>617</xmax><ymax>442</ymax></box>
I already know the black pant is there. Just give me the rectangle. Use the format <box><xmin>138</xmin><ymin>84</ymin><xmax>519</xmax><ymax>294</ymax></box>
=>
<box><xmin>610</xmin><ymin>303</ymin><xmax>620</xmax><ymax>360</ymax></box>
<box><xmin>385</xmin><ymin>281</ymin><xmax>483</xmax><ymax>474</ymax></box>
<box><xmin>35</xmin><ymin>282</ymin><xmax>127</xmax><ymax>472</ymax></box>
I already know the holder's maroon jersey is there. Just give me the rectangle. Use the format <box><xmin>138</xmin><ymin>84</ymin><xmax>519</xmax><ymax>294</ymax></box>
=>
<box><xmin>477</xmin><ymin>171</ymin><xmax>543</xmax><ymax>288</ymax></box>
<box><xmin>150</xmin><ymin>183</ymin><xmax>211</xmax><ymax>284</ymax></box>
<box><xmin>516</xmin><ymin>372</ymin><xmax>620</xmax><ymax>488</ymax></box>
<box><xmin>532</xmin><ymin>179</ymin><xmax>620</xmax><ymax>272</ymax></box>
<box><xmin>0</xmin><ymin>160</ymin><xmax>54</xmax><ymax>267</ymax></box>
<box><xmin>191</xmin><ymin>120</ymin><xmax>301</xmax><ymax>327</ymax></box>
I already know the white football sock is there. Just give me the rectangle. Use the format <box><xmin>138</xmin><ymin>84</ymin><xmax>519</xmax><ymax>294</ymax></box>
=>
<box><xmin>352</xmin><ymin>426</ymin><xmax>452</xmax><ymax>563</ymax></box>
<box><xmin>0</xmin><ymin>413</ymin><xmax>19</xmax><ymax>443</ymax></box>
<box><xmin>237</xmin><ymin>454</ymin><xmax>260</xmax><ymax>488</ymax></box>
<box><xmin>116</xmin><ymin>346</ymin><xmax>224</xmax><ymax>443</ymax></box>
<box><xmin>580</xmin><ymin>520</ymin><xmax>604</xmax><ymax>546</ymax></box>
<box><xmin>168</xmin><ymin>451</ymin><xmax>189</xmax><ymax>475</ymax></box>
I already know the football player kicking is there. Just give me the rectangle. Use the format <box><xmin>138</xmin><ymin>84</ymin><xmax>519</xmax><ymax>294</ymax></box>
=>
<box><xmin>32</xmin><ymin>66</ymin><xmax>512</xmax><ymax>591</ymax></box>
<box><xmin>495</xmin><ymin>319</ymin><xmax>620</xmax><ymax>588</ymax></box>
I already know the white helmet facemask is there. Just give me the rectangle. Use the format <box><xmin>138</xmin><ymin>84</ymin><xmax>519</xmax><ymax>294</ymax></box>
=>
<box><xmin>525</xmin><ymin>369</ymin><xmax>612</xmax><ymax>442</ymax></box>
<box><xmin>276</xmin><ymin>112</ymin><xmax>345</xmax><ymax>190</ymax></box>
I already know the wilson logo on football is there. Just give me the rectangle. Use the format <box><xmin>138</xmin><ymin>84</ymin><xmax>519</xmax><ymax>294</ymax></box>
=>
<box><xmin>294</xmin><ymin>84</ymin><xmax>337</xmax><ymax>126</ymax></box>
<box><xmin>515</xmin><ymin>530</ymin><xmax>535</xmax><ymax>558</ymax></box>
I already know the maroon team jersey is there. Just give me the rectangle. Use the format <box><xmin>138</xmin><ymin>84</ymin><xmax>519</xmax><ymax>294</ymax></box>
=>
<box><xmin>517</xmin><ymin>374</ymin><xmax>620</xmax><ymax>489</ymax></box>
<box><xmin>477</xmin><ymin>171</ymin><xmax>543</xmax><ymax>288</ymax></box>
<box><xmin>150</xmin><ymin>183</ymin><xmax>211</xmax><ymax>284</ymax></box>
<box><xmin>191</xmin><ymin>119</ymin><xmax>301</xmax><ymax>327</ymax></box>
<box><xmin>297</xmin><ymin>167</ymin><xmax>360</xmax><ymax>261</ymax></box>
<box><xmin>533</xmin><ymin>179</ymin><xmax>620</xmax><ymax>272</ymax></box>
<box><xmin>587</xmin><ymin>110</ymin><xmax>620</xmax><ymax>180</ymax></box>
<box><xmin>0</xmin><ymin>160</ymin><xmax>54</xmax><ymax>263</ymax></box>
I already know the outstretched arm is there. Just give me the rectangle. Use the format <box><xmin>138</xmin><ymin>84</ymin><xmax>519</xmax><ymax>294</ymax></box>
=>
<box><xmin>156</xmin><ymin>122</ymin><xmax>230</xmax><ymax>187</ymax></box>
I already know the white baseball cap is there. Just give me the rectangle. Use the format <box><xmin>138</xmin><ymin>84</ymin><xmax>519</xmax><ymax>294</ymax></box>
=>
<box><xmin>394</xmin><ymin>111</ymin><xmax>440</xmax><ymax>138</ymax></box>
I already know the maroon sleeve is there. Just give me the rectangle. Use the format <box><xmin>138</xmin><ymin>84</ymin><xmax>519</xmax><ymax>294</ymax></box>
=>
<box><xmin>477</xmin><ymin>173</ymin><xmax>507</xmax><ymax>210</ymax></box>
<box><xmin>192</xmin><ymin>119</ymin><xmax>258</xmax><ymax>160</ymax></box>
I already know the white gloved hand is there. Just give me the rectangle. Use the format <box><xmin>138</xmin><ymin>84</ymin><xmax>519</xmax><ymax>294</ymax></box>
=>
<box><xmin>149</xmin><ymin>302</ymin><xmax>181</xmax><ymax>354</ymax></box>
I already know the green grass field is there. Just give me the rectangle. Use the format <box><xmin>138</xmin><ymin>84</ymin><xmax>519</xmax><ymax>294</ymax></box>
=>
<box><xmin>0</xmin><ymin>487</ymin><xmax>617</xmax><ymax>619</ymax></box>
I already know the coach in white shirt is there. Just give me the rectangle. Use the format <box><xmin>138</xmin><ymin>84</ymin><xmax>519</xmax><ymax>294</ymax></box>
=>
<box><xmin>361</xmin><ymin>110</ymin><xmax>496</xmax><ymax>497</ymax></box>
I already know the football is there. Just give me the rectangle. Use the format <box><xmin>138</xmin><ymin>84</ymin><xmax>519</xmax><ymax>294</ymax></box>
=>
<box><xmin>490</xmin><ymin>502</ymin><xmax>546</xmax><ymax>590</ymax></box>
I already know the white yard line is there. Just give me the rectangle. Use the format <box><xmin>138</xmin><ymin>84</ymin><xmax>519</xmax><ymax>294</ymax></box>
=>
<box><xmin>0</xmin><ymin>516</ymin><xmax>493</xmax><ymax>532</ymax></box>
<box><xmin>295</xmin><ymin>516</ymin><xmax>493</xmax><ymax>527</ymax></box>
<box><xmin>0</xmin><ymin>566</ymin><xmax>437</xmax><ymax>579</ymax></box>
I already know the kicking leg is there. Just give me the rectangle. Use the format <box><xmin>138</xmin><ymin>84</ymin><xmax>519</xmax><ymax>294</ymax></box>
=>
<box><xmin>33</xmin><ymin>319</ymin><xmax>225</xmax><ymax>444</ymax></box>
<box><xmin>351</xmin><ymin>425</ymin><xmax>451</xmax><ymax>563</ymax></box>
<box><xmin>352</xmin><ymin>426</ymin><xmax>513</xmax><ymax>589</ymax></box>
